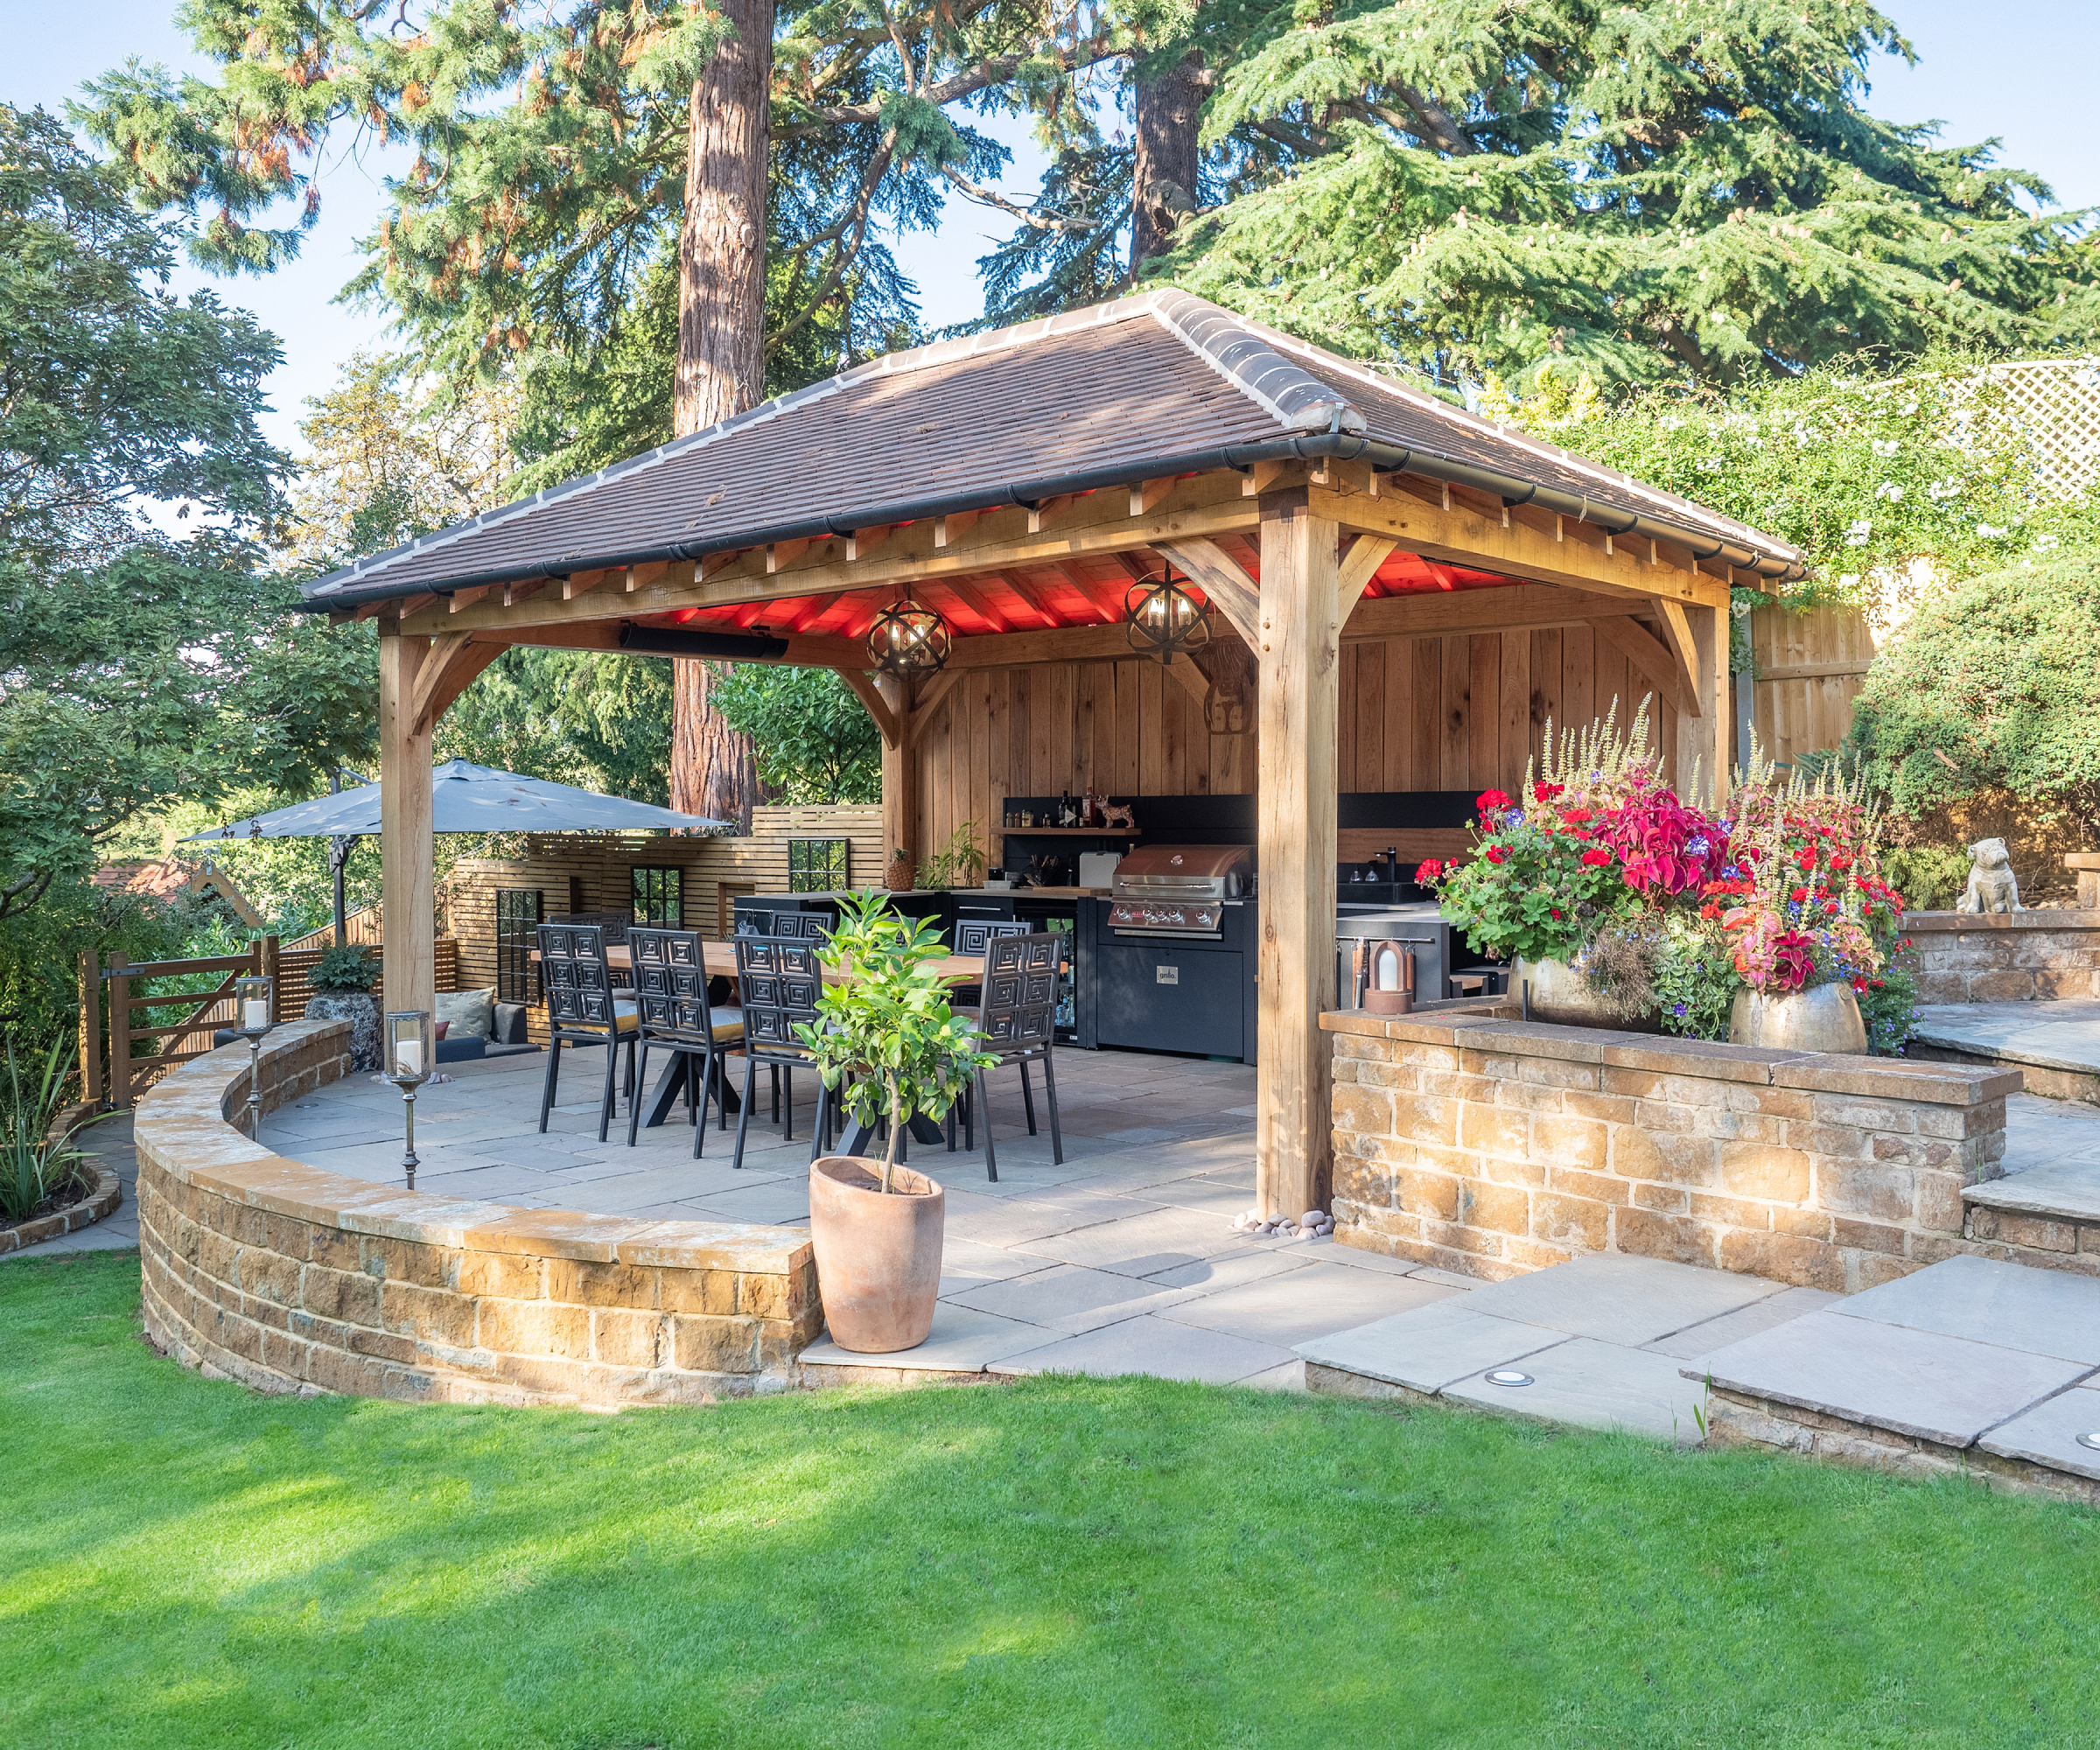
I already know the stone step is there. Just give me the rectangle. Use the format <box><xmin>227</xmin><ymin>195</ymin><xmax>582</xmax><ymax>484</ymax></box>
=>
<box><xmin>1912</xmin><ymin>1000</ymin><xmax>2100</xmax><ymax>1104</ymax></box>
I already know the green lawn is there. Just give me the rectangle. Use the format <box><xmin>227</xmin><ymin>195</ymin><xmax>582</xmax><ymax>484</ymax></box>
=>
<box><xmin>6</xmin><ymin>1252</ymin><xmax>2098</xmax><ymax>1748</ymax></box>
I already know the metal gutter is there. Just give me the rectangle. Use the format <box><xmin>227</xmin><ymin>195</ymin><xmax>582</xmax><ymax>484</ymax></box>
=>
<box><xmin>301</xmin><ymin>432</ymin><xmax>1803</xmax><ymax>613</ymax></box>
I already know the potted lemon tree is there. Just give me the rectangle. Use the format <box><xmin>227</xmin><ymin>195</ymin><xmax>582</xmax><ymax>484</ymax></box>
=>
<box><xmin>795</xmin><ymin>891</ymin><xmax>994</xmax><ymax>1353</ymax></box>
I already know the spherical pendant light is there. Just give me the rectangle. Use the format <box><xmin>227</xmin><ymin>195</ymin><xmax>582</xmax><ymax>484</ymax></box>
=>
<box><xmin>866</xmin><ymin>592</ymin><xmax>952</xmax><ymax>677</ymax></box>
<box><xmin>1124</xmin><ymin>564</ymin><xmax>1213</xmax><ymax>666</ymax></box>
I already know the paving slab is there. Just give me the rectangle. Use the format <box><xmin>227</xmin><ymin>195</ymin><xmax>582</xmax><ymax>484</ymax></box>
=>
<box><xmin>945</xmin><ymin>1263</ymin><xmax>1205</xmax><ymax>1334</ymax></box>
<box><xmin>1645</xmin><ymin>1287</ymin><xmax>1844</xmax><ymax>1361</ymax></box>
<box><xmin>1444</xmin><ymin>1337</ymin><xmax>1709</xmax><ymax>1445</ymax></box>
<box><xmin>1456</xmin><ymin>1251</ymin><xmax>1783</xmax><ymax>1346</ymax></box>
<box><xmin>1161</xmin><ymin>1262</ymin><xmax>1457</xmax><ymax>1349</ymax></box>
<box><xmin>1297</xmin><ymin>1302</ymin><xmax>1569</xmax><ymax>1395</ymax></box>
<box><xmin>1240</xmin><ymin>1360</ymin><xmax>1309</xmax><ymax>1393</ymax></box>
<box><xmin>1018</xmin><ymin>1204</ymin><xmax>1254</xmax><ymax>1278</ymax></box>
<box><xmin>799</xmin><ymin>1303</ymin><xmax>1056</xmax><ymax>1374</ymax></box>
<box><xmin>1977</xmin><ymin>1383</ymin><xmax>2100</xmax><ymax>1481</ymax></box>
<box><xmin>1688</xmin><ymin>1308</ymin><xmax>2094</xmax><ymax>1447</ymax></box>
<box><xmin>1834</xmin><ymin>1253</ymin><xmax>2100</xmax><ymax>1364</ymax></box>
<box><xmin>988</xmin><ymin>1313</ymin><xmax>1293</xmax><ymax>1385</ymax></box>
<box><xmin>1144</xmin><ymin>1248</ymin><xmax>1316</xmax><ymax>1292</ymax></box>
<box><xmin>939</xmin><ymin>1188</ymin><xmax>1163</xmax><ymax>1250</ymax></box>
<box><xmin>935</xmin><ymin>1237</ymin><xmax>1056</xmax><ymax>1296</ymax></box>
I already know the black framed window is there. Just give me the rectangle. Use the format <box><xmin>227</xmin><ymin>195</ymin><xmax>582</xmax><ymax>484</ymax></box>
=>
<box><xmin>495</xmin><ymin>889</ymin><xmax>542</xmax><ymax>1003</ymax></box>
<box><xmin>632</xmin><ymin>866</ymin><xmax>683</xmax><ymax>927</ymax></box>
<box><xmin>788</xmin><ymin>839</ymin><xmax>849</xmax><ymax>893</ymax></box>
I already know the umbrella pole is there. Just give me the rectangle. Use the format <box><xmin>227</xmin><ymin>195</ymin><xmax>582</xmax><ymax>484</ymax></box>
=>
<box><xmin>328</xmin><ymin>771</ymin><xmax>349</xmax><ymax>948</ymax></box>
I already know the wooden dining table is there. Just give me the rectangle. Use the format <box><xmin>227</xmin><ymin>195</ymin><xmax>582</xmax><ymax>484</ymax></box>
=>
<box><xmin>528</xmin><ymin>940</ymin><xmax>987</xmax><ymax>1136</ymax></box>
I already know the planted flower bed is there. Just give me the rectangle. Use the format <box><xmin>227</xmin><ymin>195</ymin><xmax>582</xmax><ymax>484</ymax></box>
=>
<box><xmin>1418</xmin><ymin>700</ymin><xmax>1918</xmax><ymax>1054</ymax></box>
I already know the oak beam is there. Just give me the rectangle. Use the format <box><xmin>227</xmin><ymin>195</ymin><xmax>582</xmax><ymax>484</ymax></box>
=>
<box><xmin>1593</xmin><ymin>616</ymin><xmax>1696</xmax><ymax>714</ymax></box>
<box><xmin>1157</xmin><ymin>537</ymin><xmax>1261</xmax><ymax>644</ymax></box>
<box><xmin>406</xmin><ymin>471</ymin><xmax>1264</xmax><ymax>637</ymax></box>
<box><xmin>1166</xmin><ymin>654</ymin><xmax>1211</xmax><ymax>710</ymax></box>
<box><xmin>878</xmin><ymin>674</ymin><xmax>916</xmax><ymax>885</ymax></box>
<box><xmin>1254</xmin><ymin>490</ymin><xmax>1340</xmax><ymax>1222</ymax></box>
<box><xmin>1308</xmin><ymin>483</ymin><xmax>1730</xmax><ymax>611</ymax></box>
<box><xmin>1337</xmin><ymin>534</ymin><xmax>1399</xmax><ymax>621</ymax></box>
<box><xmin>834</xmin><ymin>667</ymin><xmax>900</xmax><ymax>746</ymax></box>
<box><xmin>1340</xmin><ymin>582</ymin><xmax>1640</xmax><ymax>641</ymax></box>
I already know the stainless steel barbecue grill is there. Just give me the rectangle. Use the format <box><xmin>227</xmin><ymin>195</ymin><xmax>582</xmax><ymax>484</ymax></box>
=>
<box><xmin>1107</xmin><ymin>844</ymin><xmax>1255</xmax><ymax>939</ymax></box>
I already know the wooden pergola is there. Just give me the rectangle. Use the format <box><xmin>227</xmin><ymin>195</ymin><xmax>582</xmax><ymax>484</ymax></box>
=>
<box><xmin>308</xmin><ymin>290</ymin><xmax>1802</xmax><ymax>1221</ymax></box>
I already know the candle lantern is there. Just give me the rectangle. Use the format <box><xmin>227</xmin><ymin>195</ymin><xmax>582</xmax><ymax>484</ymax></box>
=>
<box><xmin>234</xmin><ymin>972</ymin><xmax>274</xmax><ymax>1139</ymax></box>
<box><xmin>1124</xmin><ymin>564</ymin><xmax>1212</xmax><ymax>666</ymax></box>
<box><xmin>866</xmin><ymin>592</ymin><xmax>952</xmax><ymax>677</ymax></box>
<box><xmin>383</xmin><ymin>1010</ymin><xmax>436</xmax><ymax>1190</ymax></box>
<box><xmin>1360</xmin><ymin>940</ymin><xmax>1416</xmax><ymax>1017</ymax></box>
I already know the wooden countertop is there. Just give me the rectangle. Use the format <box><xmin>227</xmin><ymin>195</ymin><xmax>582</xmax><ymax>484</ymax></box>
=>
<box><xmin>535</xmin><ymin>942</ymin><xmax>985</xmax><ymax>983</ymax></box>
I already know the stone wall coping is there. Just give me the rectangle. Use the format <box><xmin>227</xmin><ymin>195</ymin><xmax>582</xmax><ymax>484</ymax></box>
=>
<box><xmin>1320</xmin><ymin>1007</ymin><xmax>2022</xmax><ymax>1106</ymax></box>
<box><xmin>1902</xmin><ymin>909</ymin><xmax>2100</xmax><ymax>934</ymax></box>
<box><xmin>134</xmin><ymin>1020</ymin><xmax>813</xmax><ymax>1276</ymax></box>
<box><xmin>2064</xmin><ymin>853</ymin><xmax>2100</xmax><ymax>872</ymax></box>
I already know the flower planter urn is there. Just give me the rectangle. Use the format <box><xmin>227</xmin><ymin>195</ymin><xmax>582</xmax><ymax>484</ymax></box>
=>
<box><xmin>808</xmin><ymin>1156</ymin><xmax>945</xmax><ymax>1353</ymax></box>
<box><xmin>1729</xmin><ymin>984</ymin><xmax>1867</xmax><ymax>1054</ymax></box>
<box><xmin>305</xmin><ymin>991</ymin><xmax>382</xmax><ymax>1071</ymax></box>
<box><xmin>1510</xmin><ymin>957</ymin><xmax>1661</xmax><ymax>1031</ymax></box>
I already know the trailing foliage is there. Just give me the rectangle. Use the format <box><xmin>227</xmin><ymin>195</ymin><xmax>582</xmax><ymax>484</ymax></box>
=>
<box><xmin>1844</xmin><ymin>551</ymin><xmax>2100</xmax><ymax>837</ymax></box>
<box><xmin>1477</xmin><ymin>356</ymin><xmax>2100</xmax><ymax>607</ymax></box>
<box><xmin>309</xmin><ymin>945</ymin><xmax>378</xmax><ymax>995</ymax></box>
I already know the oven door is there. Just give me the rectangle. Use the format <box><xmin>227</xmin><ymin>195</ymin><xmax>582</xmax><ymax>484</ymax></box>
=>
<box><xmin>1094</xmin><ymin>941</ymin><xmax>1243</xmax><ymax>1058</ymax></box>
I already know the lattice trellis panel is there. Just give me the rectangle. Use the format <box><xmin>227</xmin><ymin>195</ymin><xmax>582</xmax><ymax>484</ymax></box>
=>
<box><xmin>1945</xmin><ymin>357</ymin><xmax>2100</xmax><ymax>500</ymax></box>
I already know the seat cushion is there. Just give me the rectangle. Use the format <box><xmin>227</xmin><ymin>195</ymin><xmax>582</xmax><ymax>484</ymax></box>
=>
<box><xmin>566</xmin><ymin>1000</ymin><xmax>640</xmax><ymax>1035</ymax></box>
<box><xmin>436</xmin><ymin>985</ymin><xmax>497</xmax><ymax>1041</ymax></box>
<box><xmin>708</xmin><ymin>1005</ymin><xmax>746</xmax><ymax>1041</ymax></box>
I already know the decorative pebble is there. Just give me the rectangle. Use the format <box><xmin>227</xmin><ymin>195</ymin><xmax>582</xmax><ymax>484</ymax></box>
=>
<box><xmin>1301</xmin><ymin>1210</ymin><xmax>1324</xmax><ymax>1229</ymax></box>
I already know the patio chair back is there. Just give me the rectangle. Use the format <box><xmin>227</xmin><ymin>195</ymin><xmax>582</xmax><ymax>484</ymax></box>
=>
<box><xmin>538</xmin><ymin>923</ymin><xmax>622</xmax><ymax>1033</ymax></box>
<box><xmin>977</xmin><ymin>932</ymin><xmax>1060</xmax><ymax>1049</ymax></box>
<box><xmin>734</xmin><ymin>937</ymin><xmax>824</xmax><ymax>1054</ymax></box>
<box><xmin>626</xmin><ymin>927</ymin><xmax>714</xmax><ymax>1041</ymax></box>
<box><xmin>776</xmin><ymin>911</ymin><xmax>833</xmax><ymax>942</ymax></box>
<box><xmin>954</xmin><ymin>918</ymin><xmax>1029</xmax><ymax>956</ymax></box>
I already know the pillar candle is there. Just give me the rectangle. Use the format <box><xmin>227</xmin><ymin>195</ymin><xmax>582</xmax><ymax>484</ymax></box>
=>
<box><xmin>243</xmin><ymin>999</ymin><xmax>270</xmax><ymax>1030</ymax></box>
<box><xmin>395</xmin><ymin>1039</ymin><xmax>423</xmax><ymax>1075</ymax></box>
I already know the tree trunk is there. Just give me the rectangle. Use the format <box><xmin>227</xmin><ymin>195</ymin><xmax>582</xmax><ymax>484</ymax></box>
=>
<box><xmin>669</xmin><ymin>0</ymin><xmax>774</xmax><ymax>826</ymax></box>
<box><xmin>1130</xmin><ymin>52</ymin><xmax>1204</xmax><ymax>273</ymax></box>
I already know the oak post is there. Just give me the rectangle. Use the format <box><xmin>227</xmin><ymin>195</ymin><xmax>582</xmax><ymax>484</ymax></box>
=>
<box><xmin>1255</xmin><ymin>489</ymin><xmax>1340</xmax><ymax>1221</ymax></box>
<box><xmin>379</xmin><ymin>624</ymin><xmax>438</xmax><ymax>1026</ymax></box>
<box><xmin>877</xmin><ymin>674</ymin><xmax>919</xmax><ymax>886</ymax></box>
<box><xmin>79</xmin><ymin>948</ymin><xmax>102</xmax><ymax>1107</ymax></box>
<box><xmin>1676</xmin><ymin>600</ymin><xmax>1727</xmax><ymax>803</ymax></box>
<box><xmin>108</xmin><ymin>956</ymin><xmax>132</xmax><ymax>1110</ymax></box>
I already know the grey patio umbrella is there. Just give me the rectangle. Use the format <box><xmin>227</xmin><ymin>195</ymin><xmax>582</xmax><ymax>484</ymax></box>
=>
<box><xmin>186</xmin><ymin>760</ymin><xmax>730</xmax><ymax>942</ymax></box>
<box><xmin>188</xmin><ymin>760</ymin><xmax>731</xmax><ymax>840</ymax></box>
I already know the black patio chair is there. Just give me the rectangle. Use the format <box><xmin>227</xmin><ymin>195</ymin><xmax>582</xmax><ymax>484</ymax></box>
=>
<box><xmin>536</xmin><ymin>922</ymin><xmax>639</xmax><ymax>1142</ymax></box>
<box><xmin>948</xmin><ymin>918</ymin><xmax>1028</xmax><ymax>1011</ymax></box>
<box><xmin>730</xmin><ymin>936</ymin><xmax>836</xmax><ymax>1170</ymax></box>
<box><xmin>948</xmin><ymin>930</ymin><xmax>1062</xmax><ymax>1181</ymax></box>
<box><xmin>624</xmin><ymin>927</ymin><xmax>746</xmax><ymax>1156</ymax></box>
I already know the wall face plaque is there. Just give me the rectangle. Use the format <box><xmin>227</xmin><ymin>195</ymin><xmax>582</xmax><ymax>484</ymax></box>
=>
<box><xmin>1156</xmin><ymin>965</ymin><xmax>1180</xmax><ymax>985</ymax></box>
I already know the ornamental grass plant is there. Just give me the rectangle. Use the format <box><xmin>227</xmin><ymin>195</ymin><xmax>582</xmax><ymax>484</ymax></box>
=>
<box><xmin>1421</xmin><ymin>699</ymin><xmax>1919</xmax><ymax>1051</ymax></box>
<box><xmin>1</xmin><ymin>1036</ymin><xmax>88</xmax><ymax>1225</ymax></box>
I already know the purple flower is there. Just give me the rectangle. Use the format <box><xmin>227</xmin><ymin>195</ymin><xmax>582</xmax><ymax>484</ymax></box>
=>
<box><xmin>1687</xmin><ymin>836</ymin><xmax>1710</xmax><ymax>858</ymax></box>
<box><xmin>1672</xmin><ymin>1003</ymin><xmax>1688</xmax><ymax>1016</ymax></box>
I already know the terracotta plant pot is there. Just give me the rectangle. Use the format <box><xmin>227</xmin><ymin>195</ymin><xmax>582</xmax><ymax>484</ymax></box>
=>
<box><xmin>1510</xmin><ymin>957</ymin><xmax>1661</xmax><ymax>1031</ymax></box>
<box><xmin>1729</xmin><ymin>984</ymin><xmax>1868</xmax><ymax>1054</ymax></box>
<box><xmin>808</xmin><ymin>1156</ymin><xmax>945</xmax><ymax>1353</ymax></box>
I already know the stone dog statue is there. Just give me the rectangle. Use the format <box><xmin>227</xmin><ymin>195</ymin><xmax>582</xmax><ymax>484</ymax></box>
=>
<box><xmin>1957</xmin><ymin>837</ymin><xmax>2022</xmax><ymax>913</ymax></box>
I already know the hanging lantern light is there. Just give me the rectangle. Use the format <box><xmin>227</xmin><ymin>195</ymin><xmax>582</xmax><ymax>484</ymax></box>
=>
<box><xmin>865</xmin><ymin>590</ymin><xmax>952</xmax><ymax>677</ymax></box>
<box><xmin>1124</xmin><ymin>563</ymin><xmax>1213</xmax><ymax>666</ymax></box>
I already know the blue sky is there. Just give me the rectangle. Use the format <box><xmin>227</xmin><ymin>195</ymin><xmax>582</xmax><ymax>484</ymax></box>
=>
<box><xmin>11</xmin><ymin>0</ymin><xmax>2094</xmax><ymax>455</ymax></box>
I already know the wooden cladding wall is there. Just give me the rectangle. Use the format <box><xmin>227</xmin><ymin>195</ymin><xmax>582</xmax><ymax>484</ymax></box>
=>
<box><xmin>1746</xmin><ymin>602</ymin><xmax>1875</xmax><ymax>769</ymax></box>
<box><xmin>445</xmin><ymin>806</ymin><xmax>885</xmax><ymax>990</ymax></box>
<box><xmin>912</xmin><ymin>626</ymin><xmax>1680</xmax><ymax>856</ymax></box>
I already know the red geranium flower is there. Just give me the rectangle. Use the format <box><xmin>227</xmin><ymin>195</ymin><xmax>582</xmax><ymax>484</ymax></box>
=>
<box><xmin>1580</xmin><ymin>847</ymin><xmax>1613</xmax><ymax>867</ymax></box>
<box><xmin>1477</xmin><ymin>789</ymin><xmax>1512</xmax><ymax>814</ymax></box>
<box><xmin>1483</xmin><ymin>844</ymin><xmax>1508</xmax><ymax>864</ymax></box>
<box><xmin>1533</xmin><ymin>781</ymin><xmax>1564</xmax><ymax>804</ymax></box>
<box><xmin>1563</xmin><ymin>807</ymin><xmax>1593</xmax><ymax>825</ymax></box>
<box><xmin>1416</xmin><ymin>859</ymin><xmax>1444</xmax><ymax>883</ymax></box>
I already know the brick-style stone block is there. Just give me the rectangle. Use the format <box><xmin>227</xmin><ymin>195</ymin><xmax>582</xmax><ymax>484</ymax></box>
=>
<box><xmin>1610</xmin><ymin>1126</ymin><xmax>1719</xmax><ymax>1186</ymax></box>
<box><xmin>1616</xmin><ymin>1205</ymin><xmax>1714</xmax><ymax>1266</ymax></box>
<box><xmin>382</xmin><ymin>1278</ymin><xmax>478</xmax><ymax>1348</ymax></box>
<box><xmin>545</xmin><ymin>1259</ymin><xmax>659</xmax><ymax>1311</ymax></box>
<box><xmin>477</xmin><ymin>1298</ymin><xmax>592</xmax><ymax>1359</ymax></box>
<box><xmin>1458</xmin><ymin>1102</ymin><xmax>1529</xmax><ymax>1156</ymax></box>
<box><xmin>1458</xmin><ymin>1178</ymin><xmax>1528</xmax><ymax>1234</ymax></box>
<box><xmin>1532</xmin><ymin>1115</ymin><xmax>1607</xmax><ymax>1172</ymax></box>
<box><xmin>1720</xmin><ymin>1141</ymin><xmax>1810</xmax><ymax>1204</ymax></box>
<box><xmin>1548</xmin><ymin>1165</ymin><xmax>1631</xmax><ymax>1208</ymax></box>
<box><xmin>1969</xmin><ymin>1208</ymin><xmax>2080</xmax><ymax>1253</ymax></box>
<box><xmin>1397</xmin><ymin>1166</ymin><xmax>1464</xmax><ymax>1222</ymax></box>
<box><xmin>302</xmin><ymin>1263</ymin><xmax>382</xmax><ymax>1326</ymax></box>
<box><xmin>1818</xmin><ymin>1161</ymin><xmax>1914</xmax><ymax>1223</ymax></box>
<box><xmin>659</xmin><ymin>1269</ymin><xmax>743</xmax><ymax>1317</ymax></box>
<box><xmin>672</xmin><ymin>1314</ymin><xmax>760</xmax><ymax>1373</ymax></box>
<box><xmin>593</xmin><ymin>1307</ymin><xmax>669</xmax><ymax>1368</ymax></box>
<box><xmin>1914</xmin><ymin>1172</ymin><xmax>1965</xmax><ymax>1233</ymax></box>
<box><xmin>1333</xmin><ymin>1156</ymin><xmax>1395</xmax><ymax>1209</ymax></box>
<box><xmin>1718</xmin><ymin>1228</ymin><xmax>1845</xmax><ymax>1292</ymax></box>
<box><xmin>1830</xmin><ymin>1217</ymin><xmax>1907</xmax><ymax>1256</ymax></box>
<box><xmin>1332</xmin><ymin>1082</ymin><xmax>1395</xmax><ymax>1138</ymax></box>
<box><xmin>458</xmin><ymin>1250</ymin><xmax>542</xmax><ymax>1301</ymax></box>
<box><xmin>360</xmin><ymin>1236</ymin><xmax>461</xmax><ymax>1291</ymax></box>
<box><xmin>1532</xmin><ymin>1192</ymin><xmax>1608</xmax><ymax>1250</ymax></box>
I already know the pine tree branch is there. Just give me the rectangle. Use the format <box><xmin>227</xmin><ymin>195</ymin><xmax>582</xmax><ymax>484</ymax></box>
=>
<box><xmin>942</xmin><ymin>166</ymin><xmax>1097</xmax><ymax>234</ymax></box>
<box><xmin>774</xmin><ymin>32</ymin><xmax>1124</xmax><ymax>140</ymax></box>
<box><xmin>1390</xmin><ymin>85</ymin><xmax>1480</xmax><ymax>158</ymax></box>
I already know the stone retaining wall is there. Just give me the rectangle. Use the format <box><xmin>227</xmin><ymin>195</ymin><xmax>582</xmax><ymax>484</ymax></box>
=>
<box><xmin>1324</xmin><ymin>1008</ymin><xmax>2021</xmax><ymax>1293</ymax></box>
<box><xmin>1906</xmin><ymin>909</ymin><xmax>2100</xmax><ymax>1003</ymax></box>
<box><xmin>134</xmin><ymin>1021</ymin><xmax>821</xmax><ymax>1407</ymax></box>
